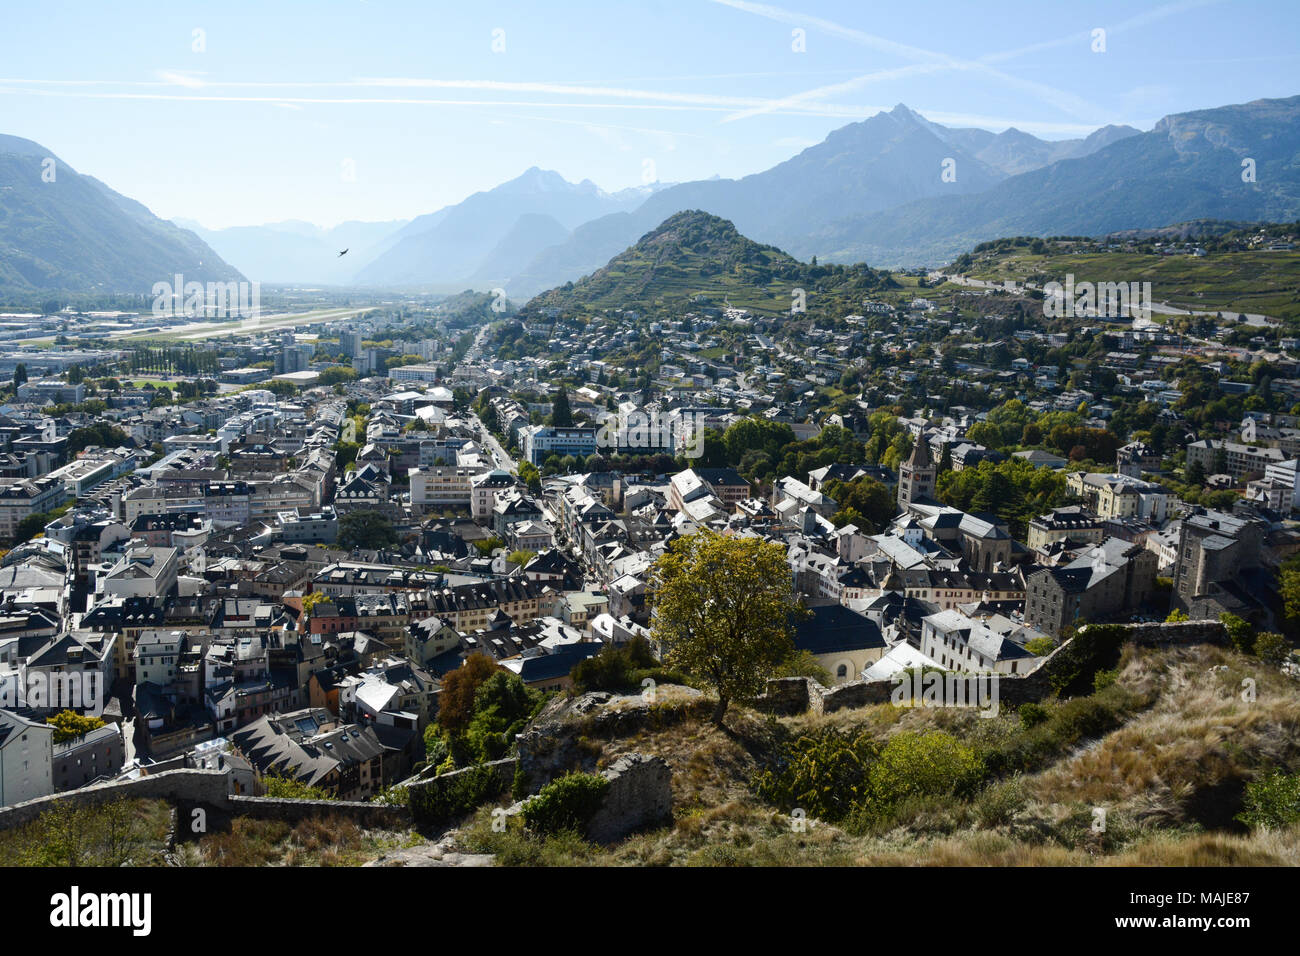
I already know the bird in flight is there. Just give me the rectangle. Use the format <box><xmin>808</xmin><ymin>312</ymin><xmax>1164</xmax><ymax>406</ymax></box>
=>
<box><xmin>338</xmin><ymin>248</ymin><xmax>349</xmax><ymax>257</ymax></box>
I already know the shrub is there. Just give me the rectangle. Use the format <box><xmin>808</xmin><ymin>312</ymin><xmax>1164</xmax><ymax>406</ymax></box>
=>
<box><xmin>1018</xmin><ymin>701</ymin><xmax>1049</xmax><ymax>729</ymax></box>
<box><xmin>1093</xmin><ymin>667</ymin><xmax>1118</xmax><ymax>691</ymax></box>
<box><xmin>1045</xmin><ymin>624</ymin><xmax>1129</xmax><ymax>696</ymax></box>
<box><xmin>0</xmin><ymin>798</ymin><xmax>166</xmax><ymax>866</ymax></box>
<box><xmin>263</xmin><ymin>773</ymin><xmax>336</xmax><ymax>801</ymax></box>
<box><xmin>423</xmin><ymin>727</ymin><xmax>448</xmax><ymax>765</ymax></box>
<box><xmin>974</xmin><ymin>776</ymin><xmax>1028</xmax><ymax>829</ymax></box>
<box><xmin>865</xmin><ymin>730</ymin><xmax>984</xmax><ymax>809</ymax></box>
<box><xmin>512</xmin><ymin>764</ymin><xmax>532</xmax><ymax>801</ymax></box>
<box><xmin>374</xmin><ymin>785</ymin><xmax>408</xmax><ymax>806</ymax></box>
<box><xmin>1051</xmin><ymin>694</ymin><xmax>1123</xmax><ymax>743</ymax></box>
<box><xmin>409</xmin><ymin>764</ymin><xmax>504</xmax><ymax>825</ymax></box>
<box><xmin>1236</xmin><ymin>770</ymin><xmax>1300</xmax><ymax>831</ymax></box>
<box><xmin>753</xmin><ymin>728</ymin><xmax>878</xmax><ymax>822</ymax></box>
<box><xmin>1252</xmin><ymin>631</ymin><xmax>1289</xmax><ymax>667</ymax></box>
<box><xmin>521</xmin><ymin>772</ymin><xmax>610</xmax><ymax>835</ymax></box>
<box><xmin>981</xmin><ymin>683</ymin><xmax>1148</xmax><ymax>778</ymax></box>
<box><xmin>1221</xmin><ymin>613</ymin><xmax>1255</xmax><ymax>655</ymax></box>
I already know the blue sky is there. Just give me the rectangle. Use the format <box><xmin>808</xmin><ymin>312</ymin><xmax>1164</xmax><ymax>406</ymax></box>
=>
<box><xmin>1</xmin><ymin>0</ymin><xmax>1296</xmax><ymax>229</ymax></box>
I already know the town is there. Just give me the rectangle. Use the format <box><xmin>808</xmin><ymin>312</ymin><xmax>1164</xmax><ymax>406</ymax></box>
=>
<box><xmin>0</xmin><ymin>228</ymin><xmax>1297</xmax><ymax>826</ymax></box>
<box><xmin>1</xmin><ymin>2</ymin><xmax>1298</xmax><ymax>896</ymax></box>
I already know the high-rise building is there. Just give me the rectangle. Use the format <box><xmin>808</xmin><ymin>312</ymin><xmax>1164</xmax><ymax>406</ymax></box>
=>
<box><xmin>340</xmin><ymin>330</ymin><xmax>363</xmax><ymax>359</ymax></box>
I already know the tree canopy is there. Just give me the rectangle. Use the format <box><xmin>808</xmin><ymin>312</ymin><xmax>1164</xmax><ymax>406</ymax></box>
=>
<box><xmin>649</xmin><ymin>529</ymin><xmax>802</xmax><ymax>724</ymax></box>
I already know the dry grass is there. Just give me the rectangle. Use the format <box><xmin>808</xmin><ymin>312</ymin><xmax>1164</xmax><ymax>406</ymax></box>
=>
<box><xmin>192</xmin><ymin>814</ymin><xmax>413</xmax><ymax>867</ymax></box>
<box><xmin>1032</xmin><ymin>645</ymin><xmax>1300</xmax><ymax>827</ymax></box>
<box><xmin>443</xmin><ymin>641</ymin><xmax>1300</xmax><ymax>866</ymax></box>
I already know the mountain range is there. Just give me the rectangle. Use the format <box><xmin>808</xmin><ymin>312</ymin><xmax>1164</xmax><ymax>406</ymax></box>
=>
<box><xmin>175</xmin><ymin>218</ymin><xmax>409</xmax><ymax>288</ymax></box>
<box><xmin>0</xmin><ymin>134</ymin><xmax>241</xmax><ymax>297</ymax></box>
<box><xmin>2</xmin><ymin>94</ymin><xmax>1298</xmax><ymax>299</ymax></box>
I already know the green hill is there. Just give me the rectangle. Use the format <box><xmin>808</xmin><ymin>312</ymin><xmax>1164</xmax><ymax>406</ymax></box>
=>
<box><xmin>522</xmin><ymin>210</ymin><xmax>896</xmax><ymax>320</ymax></box>
<box><xmin>945</xmin><ymin>231</ymin><xmax>1300</xmax><ymax>322</ymax></box>
<box><xmin>0</xmin><ymin>133</ymin><xmax>243</xmax><ymax>298</ymax></box>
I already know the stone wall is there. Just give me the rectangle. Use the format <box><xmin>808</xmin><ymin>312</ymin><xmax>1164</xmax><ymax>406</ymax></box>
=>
<box><xmin>753</xmin><ymin>677</ymin><xmax>827</xmax><ymax>715</ymax></box>
<box><xmin>515</xmin><ymin>690</ymin><xmax>710</xmax><ymax>790</ymax></box>
<box><xmin>757</xmin><ymin>619</ymin><xmax>1228</xmax><ymax>717</ymax></box>
<box><xmin>0</xmin><ymin>767</ymin><xmax>414</xmax><ymax>835</ymax></box>
<box><xmin>501</xmin><ymin>751</ymin><xmax>673</xmax><ymax>845</ymax></box>
<box><xmin>228</xmin><ymin>795</ymin><xmax>411</xmax><ymax>830</ymax></box>
<box><xmin>0</xmin><ymin>769</ymin><xmax>230</xmax><ymax>831</ymax></box>
<box><xmin>1127</xmin><ymin>620</ymin><xmax>1226</xmax><ymax>646</ymax></box>
<box><xmin>585</xmin><ymin>753</ymin><xmax>672</xmax><ymax>844</ymax></box>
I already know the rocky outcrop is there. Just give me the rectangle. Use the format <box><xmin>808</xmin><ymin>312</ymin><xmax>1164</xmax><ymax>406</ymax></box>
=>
<box><xmin>515</xmin><ymin>685</ymin><xmax>706</xmax><ymax>791</ymax></box>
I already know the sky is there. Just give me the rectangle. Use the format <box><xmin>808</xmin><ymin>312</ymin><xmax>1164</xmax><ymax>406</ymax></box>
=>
<box><xmin>1</xmin><ymin>0</ymin><xmax>1296</xmax><ymax>229</ymax></box>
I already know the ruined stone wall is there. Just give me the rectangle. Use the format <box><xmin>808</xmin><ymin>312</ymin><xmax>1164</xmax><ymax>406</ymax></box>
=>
<box><xmin>0</xmin><ymin>769</ymin><xmax>230</xmax><ymax>831</ymax></box>
<box><xmin>0</xmin><ymin>767</ymin><xmax>414</xmax><ymax>834</ymax></box>
<box><xmin>585</xmin><ymin>753</ymin><xmax>672</xmax><ymax>844</ymax></box>
<box><xmin>228</xmin><ymin>795</ymin><xmax>412</xmax><ymax>829</ymax></box>
<box><xmin>1127</xmin><ymin>620</ymin><xmax>1226</xmax><ymax>645</ymax></box>
<box><xmin>757</xmin><ymin>619</ymin><xmax>1228</xmax><ymax>717</ymax></box>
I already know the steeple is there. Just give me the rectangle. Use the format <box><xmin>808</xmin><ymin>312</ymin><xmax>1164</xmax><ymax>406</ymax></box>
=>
<box><xmin>897</xmin><ymin>432</ymin><xmax>937</xmax><ymax>509</ymax></box>
<box><xmin>908</xmin><ymin>434</ymin><xmax>933</xmax><ymax>469</ymax></box>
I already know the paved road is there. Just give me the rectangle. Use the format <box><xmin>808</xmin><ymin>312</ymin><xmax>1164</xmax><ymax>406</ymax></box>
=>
<box><xmin>469</xmin><ymin>410</ymin><xmax>518</xmax><ymax>472</ymax></box>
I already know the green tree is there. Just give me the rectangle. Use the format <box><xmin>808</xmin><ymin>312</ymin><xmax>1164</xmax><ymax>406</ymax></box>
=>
<box><xmin>338</xmin><ymin>510</ymin><xmax>398</xmax><ymax>550</ymax></box>
<box><xmin>318</xmin><ymin>366</ymin><xmax>358</xmax><ymax>386</ymax></box>
<box><xmin>825</xmin><ymin>476</ymin><xmax>896</xmax><ymax>532</ymax></box>
<box><xmin>12</xmin><ymin>363</ymin><xmax>27</xmax><ymax>388</ymax></box>
<box><xmin>464</xmin><ymin>671</ymin><xmax>542</xmax><ymax>761</ymax></box>
<box><xmin>517</xmin><ymin>461</ymin><xmax>542</xmax><ymax>494</ymax></box>
<box><xmin>1024</xmin><ymin>637</ymin><xmax>1056</xmax><ymax>656</ymax></box>
<box><xmin>13</xmin><ymin>511</ymin><xmax>52</xmax><ymax>544</ymax></box>
<box><xmin>300</xmin><ymin>591</ymin><xmax>329</xmax><ymax>618</ymax></box>
<box><xmin>550</xmin><ymin>387</ymin><xmax>573</xmax><ymax>427</ymax></box>
<box><xmin>67</xmin><ymin>423</ymin><xmax>129</xmax><ymax>456</ymax></box>
<box><xmin>649</xmin><ymin>529</ymin><xmax>802</xmax><ymax>724</ymax></box>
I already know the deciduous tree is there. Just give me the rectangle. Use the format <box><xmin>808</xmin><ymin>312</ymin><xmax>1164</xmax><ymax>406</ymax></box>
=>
<box><xmin>649</xmin><ymin>529</ymin><xmax>801</xmax><ymax>724</ymax></box>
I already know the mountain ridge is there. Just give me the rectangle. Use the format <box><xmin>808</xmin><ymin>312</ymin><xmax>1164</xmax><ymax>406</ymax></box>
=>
<box><xmin>0</xmin><ymin>134</ymin><xmax>243</xmax><ymax>297</ymax></box>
